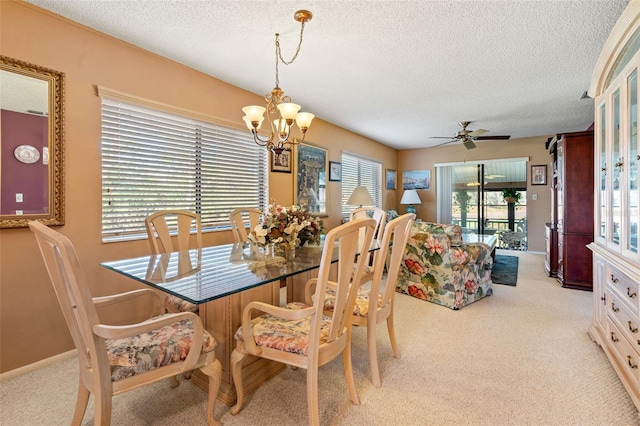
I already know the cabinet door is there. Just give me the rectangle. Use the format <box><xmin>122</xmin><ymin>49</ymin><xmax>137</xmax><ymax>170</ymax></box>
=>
<box><xmin>596</xmin><ymin>102</ymin><xmax>608</xmax><ymax>244</ymax></box>
<box><xmin>612</xmin><ymin>88</ymin><xmax>622</xmax><ymax>249</ymax></box>
<box><xmin>626</xmin><ymin>69</ymin><xmax>639</xmax><ymax>256</ymax></box>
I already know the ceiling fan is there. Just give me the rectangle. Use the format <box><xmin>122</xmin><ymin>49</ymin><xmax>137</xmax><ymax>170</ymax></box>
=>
<box><xmin>432</xmin><ymin>121</ymin><xmax>511</xmax><ymax>149</ymax></box>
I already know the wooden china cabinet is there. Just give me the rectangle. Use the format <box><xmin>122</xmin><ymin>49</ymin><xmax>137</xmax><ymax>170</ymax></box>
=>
<box><xmin>588</xmin><ymin>2</ymin><xmax>640</xmax><ymax>413</ymax></box>
<box><xmin>545</xmin><ymin>131</ymin><xmax>594</xmax><ymax>290</ymax></box>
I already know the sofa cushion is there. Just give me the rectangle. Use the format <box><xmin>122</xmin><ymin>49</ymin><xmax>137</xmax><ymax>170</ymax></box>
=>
<box><xmin>416</xmin><ymin>222</ymin><xmax>464</xmax><ymax>246</ymax></box>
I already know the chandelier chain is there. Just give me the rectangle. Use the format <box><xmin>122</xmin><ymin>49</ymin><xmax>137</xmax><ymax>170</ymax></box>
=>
<box><xmin>274</xmin><ymin>20</ymin><xmax>307</xmax><ymax>87</ymax></box>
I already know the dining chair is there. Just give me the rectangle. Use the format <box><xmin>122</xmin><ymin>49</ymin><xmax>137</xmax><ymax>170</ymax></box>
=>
<box><xmin>349</xmin><ymin>206</ymin><xmax>387</xmax><ymax>283</ymax></box>
<box><xmin>307</xmin><ymin>213</ymin><xmax>415</xmax><ymax>387</ymax></box>
<box><xmin>29</xmin><ymin>221</ymin><xmax>222</xmax><ymax>426</ymax></box>
<box><xmin>145</xmin><ymin>210</ymin><xmax>202</xmax><ymax>314</ymax></box>
<box><xmin>229</xmin><ymin>208</ymin><xmax>262</xmax><ymax>243</ymax></box>
<box><xmin>230</xmin><ymin>218</ymin><xmax>377</xmax><ymax>425</ymax></box>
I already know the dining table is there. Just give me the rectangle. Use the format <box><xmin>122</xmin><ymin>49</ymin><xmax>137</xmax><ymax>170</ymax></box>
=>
<box><xmin>101</xmin><ymin>240</ymin><xmax>375</xmax><ymax>405</ymax></box>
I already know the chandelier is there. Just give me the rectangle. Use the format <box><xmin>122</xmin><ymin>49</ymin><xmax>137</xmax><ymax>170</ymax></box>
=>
<box><xmin>242</xmin><ymin>10</ymin><xmax>314</xmax><ymax>156</ymax></box>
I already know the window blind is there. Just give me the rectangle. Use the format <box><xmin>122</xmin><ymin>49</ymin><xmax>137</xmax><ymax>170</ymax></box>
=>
<box><xmin>341</xmin><ymin>153</ymin><xmax>382</xmax><ymax>219</ymax></box>
<box><xmin>101</xmin><ymin>98</ymin><xmax>268</xmax><ymax>241</ymax></box>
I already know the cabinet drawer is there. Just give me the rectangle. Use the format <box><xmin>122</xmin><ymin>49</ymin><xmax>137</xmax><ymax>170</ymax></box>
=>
<box><xmin>608</xmin><ymin>291</ymin><xmax>640</xmax><ymax>351</ymax></box>
<box><xmin>607</xmin><ymin>319</ymin><xmax>640</xmax><ymax>382</ymax></box>
<box><xmin>607</xmin><ymin>264</ymin><xmax>640</xmax><ymax>315</ymax></box>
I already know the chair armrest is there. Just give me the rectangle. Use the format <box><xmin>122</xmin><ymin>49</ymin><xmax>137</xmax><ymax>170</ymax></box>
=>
<box><xmin>304</xmin><ymin>278</ymin><xmax>337</xmax><ymax>305</ymax></box>
<box><xmin>93</xmin><ymin>289</ymin><xmax>165</xmax><ymax>323</ymax></box>
<box><xmin>93</xmin><ymin>311</ymin><xmax>205</xmax><ymax>372</ymax></box>
<box><xmin>93</xmin><ymin>288</ymin><xmax>163</xmax><ymax>310</ymax></box>
<box><xmin>451</xmin><ymin>243</ymin><xmax>492</xmax><ymax>266</ymax></box>
<box><xmin>241</xmin><ymin>301</ymin><xmax>315</xmax><ymax>355</ymax></box>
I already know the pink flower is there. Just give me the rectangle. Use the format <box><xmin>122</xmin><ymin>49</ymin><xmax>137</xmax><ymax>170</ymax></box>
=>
<box><xmin>454</xmin><ymin>291</ymin><xmax>465</xmax><ymax>307</ymax></box>
<box><xmin>465</xmin><ymin>279</ymin><xmax>478</xmax><ymax>294</ymax></box>
<box><xmin>424</xmin><ymin>235</ymin><xmax>444</xmax><ymax>256</ymax></box>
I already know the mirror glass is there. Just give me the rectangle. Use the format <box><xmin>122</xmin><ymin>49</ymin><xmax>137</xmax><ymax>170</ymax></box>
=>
<box><xmin>0</xmin><ymin>56</ymin><xmax>64</xmax><ymax>228</ymax></box>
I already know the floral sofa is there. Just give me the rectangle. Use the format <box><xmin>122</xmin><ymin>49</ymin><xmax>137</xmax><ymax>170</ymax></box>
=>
<box><xmin>396</xmin><ymin>222</ymin><xmax>493</xmax><ymax>310</ymax></box>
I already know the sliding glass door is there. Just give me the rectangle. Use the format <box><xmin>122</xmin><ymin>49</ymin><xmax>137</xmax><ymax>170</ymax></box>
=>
<box><xmin>447</xmin><ymin>160</ymin><xmax>527</xmax><ymax>235</ymax></box>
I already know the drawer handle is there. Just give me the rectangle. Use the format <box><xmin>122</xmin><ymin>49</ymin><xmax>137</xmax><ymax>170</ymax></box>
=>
<box><xmin>628</xmin><ymin>356</ymin><xmax>638</xmax><ymax>369</ymax></box>
<box><xmin>611</xmin><ymin>332</ymin><xmax>619</xmax><ymax>342</ymax></box>
<box><xmin>628</xmin><ymin>288</ymin><xmax>637</xmax><ymax>298</ymax></box>
<box><xmin>611</xmin><ymin>302</ymin><xmax>619</xmax><ymax>312</ymax></box>
<box><xmin>629</xmin><ymin>321</ymin><xmax>638</xmax><ymax>333</ymax></box>
<box><xmin>601</xmin><ymin>293</ymin><xmax>606</xmax><ymax>304</ymax></box>
<box><xmin>611</xmin><ymin>274</ymin><xmax>619</xmax><ymax>283</ymax></box>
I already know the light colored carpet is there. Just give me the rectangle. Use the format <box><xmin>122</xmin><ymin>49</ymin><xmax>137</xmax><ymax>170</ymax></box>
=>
<box><xmin>2</xmin><ymin>250</ymin><xmax>639</xmax><ymax>425</ymax></box>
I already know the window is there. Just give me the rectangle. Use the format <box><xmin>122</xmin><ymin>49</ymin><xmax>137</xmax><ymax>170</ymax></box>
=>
<box><xmin>341</xmin><ymin>153</ymin><xmax>382</xmax><ymax>219</ymax></box>
<box><xmin>101</xmin><ymin>97</ymin><xmax>268</xmax><ymax>241</ymax></box>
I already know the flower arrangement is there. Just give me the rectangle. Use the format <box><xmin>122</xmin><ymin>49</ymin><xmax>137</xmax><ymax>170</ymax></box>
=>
<box><xmin>248</xmin><ymin>201</ymin><xmax>323</xmax><ymax>249</ymax></box>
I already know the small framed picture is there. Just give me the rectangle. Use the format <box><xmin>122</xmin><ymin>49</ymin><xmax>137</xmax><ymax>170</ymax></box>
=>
<box><xmin>329</xmin><ymin>161</ymin><xmax>342</xmax><ymax>182</ymax></box>
<box><xmin>386</xmin><ymin>168</ymin><xmax>397</xmax><ymax>190</ymax></box>
<box><xmin>271</xmin><ymin>150</ymin><xmax>292</xmax><ymax>173</ymax></box>
<box><xmin>531</xmin><ymin>164</ymin><xmax>547</xmax><ymax>185</ymax></box>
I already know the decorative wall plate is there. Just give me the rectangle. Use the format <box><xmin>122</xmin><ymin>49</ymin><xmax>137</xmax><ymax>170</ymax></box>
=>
<box><xmin>13</xmin><ymin>145</ymin><xmax>40</xmax><ymax>164</ymax></box>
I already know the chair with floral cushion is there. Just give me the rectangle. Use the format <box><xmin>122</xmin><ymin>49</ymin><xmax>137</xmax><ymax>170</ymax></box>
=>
<box><xmin>229</xmin><ymin>208</ymin><xmax>262</xmax><ymax>243</ymax></box>
<box><xmin>396</xmin><ymin>222</ymin><xmax>493</xmax><ymax>310</ymax></box>
<box><xmin>230</xmin><ymin>218</ymin><xmax>377</xmax><ymax>425</ymax></box>
<box><xmin>307</xmin><ymin>213</ymin><xmax>415</xmax><ymax>387</ymax></box>
<box><xmin>29</xmin><ymin>221</ymin><xmax>222</xmax><ymax>426</ymax></box>
<box><xmin>145</xmin><ymin>210</ymin><xmax>202</xmax><ymax>314</ymax></box>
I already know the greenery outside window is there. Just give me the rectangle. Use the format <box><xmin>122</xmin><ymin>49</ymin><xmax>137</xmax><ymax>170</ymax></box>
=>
<box><xmin>101</xmin><ymin>97</ymin><xmax>268</xmax><ymax>241</ymax></box>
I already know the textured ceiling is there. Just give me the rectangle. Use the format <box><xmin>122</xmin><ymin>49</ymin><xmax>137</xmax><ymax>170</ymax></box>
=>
<box><xmin>25</xmin><ymin>0</ymin><xmax>629</xmax><ymax>150</ymax></box>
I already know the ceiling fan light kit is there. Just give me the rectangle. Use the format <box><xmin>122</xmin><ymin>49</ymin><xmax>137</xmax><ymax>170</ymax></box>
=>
<box><xmin>432</xmin><ymin>121</ymin><xmax>511</xmax><ymax>149</ymax></box>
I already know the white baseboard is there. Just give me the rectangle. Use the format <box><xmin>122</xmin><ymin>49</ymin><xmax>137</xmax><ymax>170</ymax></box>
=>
<box><xmin>0</xmin><ymin>349</ymin><xmax>77</xmax><ymax>383</ymax></box>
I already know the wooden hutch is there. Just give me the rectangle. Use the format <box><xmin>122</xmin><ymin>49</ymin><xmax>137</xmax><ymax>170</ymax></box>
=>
<box><xmin>545</xmin><ymin>131</ymin><xmax>594</xmax><ymax>291</ymax></box>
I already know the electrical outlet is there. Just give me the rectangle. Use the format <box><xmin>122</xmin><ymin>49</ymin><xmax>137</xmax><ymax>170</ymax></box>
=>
<box><xmin>16</xmin><ymin>210</ymin><xmax>23</xmax><ymax>215</ymax></box>
<box><xmin>16</xmin><ymin>193</ymin><xmax>23</xmax><ymax>203</ymax></box>
<box><xmin>532</xmin><ymin>193</ymin><xmax>538</xmax><ymax>201</ymax></box>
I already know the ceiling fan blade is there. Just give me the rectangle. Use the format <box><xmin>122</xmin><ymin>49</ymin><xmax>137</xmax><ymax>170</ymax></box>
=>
<box><xmin>433</xmin><ymin>139</ymin><xmax>457</xmax><ymax>147</ymax></box>
<box><xmin>468</xmin><ymin>129</ymin><xmax>488</xmax><ymax>137</ymax></box>
<box><xmin>430</xmin><ymin>136</ymin><xmax>458</xmax><ymax>139</ymax></box>
<box><xmin>463</xmin><ymin>139</ymin><xmax>477</xmax><ymax>149</ymax></box>
<box><xmin>474</xmin><ymin>135</ymin><xmax>511</xmax><ymax>140</ymax></box>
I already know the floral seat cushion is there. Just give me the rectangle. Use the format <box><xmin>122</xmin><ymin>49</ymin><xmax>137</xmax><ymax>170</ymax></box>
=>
<box><xmin>166</xmin><ymin>294</ymin><xmax>199</xmax><ymax>313</ymax></box>
<box><xmin>323</xmin><ymin>286</ymin><xmax>383</xmax><ymax>317</ymax></box>
<box><xmin>234</xmin><ymin>302</ymin><xmax>331</xmax><ymax>356</ymax></box>
<box><xmin>106</xmin><ymin>318</ymin><xmax>215</xmax><ymax>382</ymax></box>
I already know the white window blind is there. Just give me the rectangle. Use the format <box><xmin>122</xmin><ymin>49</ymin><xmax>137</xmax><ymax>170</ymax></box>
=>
<box><xmin>341</xmin><ymin>153</ymin><xmax>382</xmax><ymax>219</ymax></box>
<box><xmin>101</xmin><ymin>98</ymin><xmax>268</xmax><ymax>241</ymax></box>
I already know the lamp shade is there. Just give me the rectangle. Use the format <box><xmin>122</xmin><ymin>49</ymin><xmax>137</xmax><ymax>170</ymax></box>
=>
<box><xmin>400</xmin><ymin>190</ymin><xmax>421</xmax><ymax>213</ymax></box>
<box><xmin>400</xmin><ymin>189</ymin><xmax>422</xmax><ymax>205</ymax></box>
<box><xmin>347</xmin><ymin>186</ymin><xmax>374</xmax><ymax>207</ymax></box>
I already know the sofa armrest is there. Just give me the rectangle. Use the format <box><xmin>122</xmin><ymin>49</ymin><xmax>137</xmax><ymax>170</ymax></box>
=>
<box><xmin>449</xmin><ymin>243</ymin><xmax>493</xmax><ymax>267</ymax></box>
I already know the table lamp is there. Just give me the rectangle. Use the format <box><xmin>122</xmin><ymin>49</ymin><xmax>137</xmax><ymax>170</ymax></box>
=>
<box><xmin>347</xmin><ymin>186</ymin><xmax>374</xmax><ymax>207</ymax></box>
<box><xmin>400</xmin><ymin>189</ymin><xmax>421</xmax><ymax>214</ymax></box>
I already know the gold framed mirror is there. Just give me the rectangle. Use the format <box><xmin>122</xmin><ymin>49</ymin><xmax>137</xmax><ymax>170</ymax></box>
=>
<box><xmin>1</xmin><ymin>56</ymin><xmax>64</xmax><ymax>228</ymax></box>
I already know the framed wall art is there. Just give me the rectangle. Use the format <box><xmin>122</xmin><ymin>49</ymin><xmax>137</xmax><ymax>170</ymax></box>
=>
<box><xmin>294</xmin><ymin>143</ymin><xmax>328</xmax><ymax>215</ymax></box>
<box><xmin>531</xmin><ymin>164</ymin><xmax>547</xmax><ymax>185</ymax></box>
<box><xmin>402</xmin><ymin>169</ymin><xmax>431</xmax><ymax>190</ymax></box>
<box><xmin>386</xmin><ymin>168</ymin><xmax>397</xmax><ymax>190</ymax></box>
<box><xmin>271</xmin><ymin>150</ymin><xmax>292</xmax><ymax>173</ymax></box>
<box><xmin>329</xmin><ymin>161</ymin><xmax>342</xmax><ymax>182</ymax></box>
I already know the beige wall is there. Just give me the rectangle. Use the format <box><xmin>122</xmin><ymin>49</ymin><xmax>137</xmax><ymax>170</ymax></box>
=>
<box><xmin>0</xmin><ymin>2</ymin><xmax>397</xmax><ymax>373</ymax></box>
<box><xmin>398</xmin><ymin>136</ymin><xmax>553</xmax><ymax>252</ymax></box>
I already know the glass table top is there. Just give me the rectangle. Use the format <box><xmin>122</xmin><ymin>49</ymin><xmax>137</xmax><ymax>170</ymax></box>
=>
<box><xmin>101</xmin><ymin>242</ymin><xmax>343</xmax><ymax>305</ymax></box>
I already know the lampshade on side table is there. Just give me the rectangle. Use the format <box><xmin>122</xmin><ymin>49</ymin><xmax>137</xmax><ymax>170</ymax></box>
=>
<box><xmin>400</xmin><ymin>189</ymin><xmax>422</xmax><ymax>214</ymax></box>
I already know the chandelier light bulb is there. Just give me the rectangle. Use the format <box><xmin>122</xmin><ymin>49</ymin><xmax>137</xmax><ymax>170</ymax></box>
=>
<box><xmin>295</xmin><ymin>112</ymin><xmax>314</xmax><ymax>131</ymax></box>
